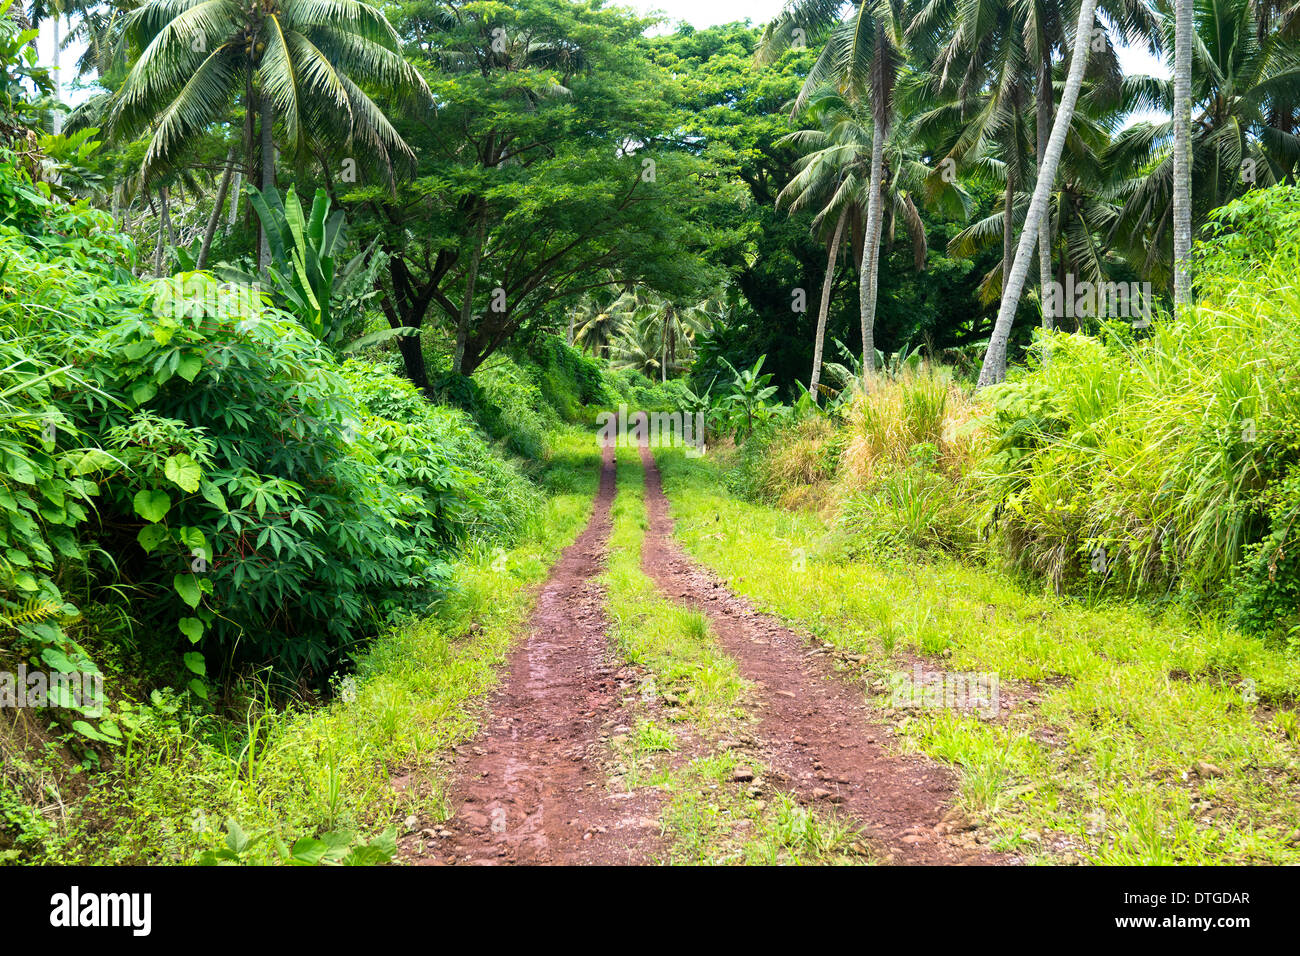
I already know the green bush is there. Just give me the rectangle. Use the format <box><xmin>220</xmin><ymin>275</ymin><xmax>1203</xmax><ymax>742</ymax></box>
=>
<box><xmin>472</xmin><ymin>359</ymin><xmax>554</xmax><ymax>459</ymax></box>
<box><xmin>978</xmin><ymin>185</ymin><xmax>1300</xmax><ymax>620</ymax></box>
<box><xmin>0</xmin><ymin>156</ymin><xmax>521</xmax><ymax>685</ymax></box>
<box><xmin>341</xmin><ymin>360</ymin><xmax>542</xmax><ymax>543</ymax></box>
<box><xmin>534</xmin><ymin>336</ymin><xmax>608</xmax><ymax>418</ymax></box>
<box><xmin>70</xmin><ymin>274</ymin><xmax>471</xmax><ymax>680</ymax></box>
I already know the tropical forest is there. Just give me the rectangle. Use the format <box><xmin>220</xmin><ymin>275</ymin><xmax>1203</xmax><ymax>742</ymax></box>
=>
<box><xmin>1</xmin><ymin>0</ymin><xmax>1299</xmax><ymax>899</ymax></box>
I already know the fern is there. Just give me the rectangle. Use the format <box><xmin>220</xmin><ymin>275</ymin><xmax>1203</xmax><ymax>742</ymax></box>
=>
<box><xmin>0</xmin><ymin>596</ymin><xmax>62</xmax><ymax>631</ymax></box>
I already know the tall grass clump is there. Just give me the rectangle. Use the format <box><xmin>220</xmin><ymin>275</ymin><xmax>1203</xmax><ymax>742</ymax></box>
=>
<box><xmin>825</xmin><ymin>367</ymin><xmax>986</xmax><ymax>557</ymax></box>
<box><xmin>730</xmin><ymin>366</ymin><xmax>986</xmax><ymax>556</ymax></box>
<box><xmin>980</xmin><ymin>185</ymin><xmax>1300</xmax><ymax>632</ymax></box>
<box><xmin>839</xmin><ymin>366</ymin><xmax>983</xmax><ymax>483</ymax></box>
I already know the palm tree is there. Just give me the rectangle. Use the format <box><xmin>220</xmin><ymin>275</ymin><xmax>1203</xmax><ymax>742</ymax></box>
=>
<box><xmin>1172</xmin><ymin>0</ymin><xmax>1192</xmax><ymax>306</ymax></box>
<box><xmin>949</xmin><ymin>105</ymin><xmax>1141</xmax><ymax>317</ymax></box>
<box><xmin>759</xmin><ymin>0</ymin><xmax>909</xmax><ymax>378</ymax></box>
<box><xmin>1170</xmin><ymin>0</ymin><xmax>1190</xmax><ymax>306</ymax></box>
<box><xmin>778</xmin><ymin>88</ymin><xmax>965</xmax><ymax>400</ymax></box>
<box><xmin>911</xmin><ymin>0</ymin><xmax>1149</xmax><ymax>332</ymax></box>
<box><xmin>976</xmin><ymin>0</ymin><xmax>1102</xmax><ymax>386</ymax></box>
<box><xmin>108</xmin><ymin>0</ymin><xmax>429</xmax><ymax>268</ymax></box>
<box><xmin>1109</xmin><ymin>0</ymin><xmax>1300</xmax><ymax>289</ymax></box>
<box><xmin>572</xmin><ymin>298</ymin><xmax>620</xmax><ymax>360</ymax></box>
<box><xmin>606</xmin><ymin>290</ymin><xmax>712</xmax><ymax>382</ymax></box>
<box><xmin>28</xmin><ymin>0</ymin><xmax>96</xmax><ymax>133</ymax></box>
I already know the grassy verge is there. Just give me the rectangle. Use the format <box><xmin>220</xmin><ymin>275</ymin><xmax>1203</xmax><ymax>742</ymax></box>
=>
<box><xmin>602</xmin><ymin>444</ymin><xmax>868</xmax><ymax>865</ymax></box>
<box><xmin>15</xmin><ymin>428</ymin><xmax>601</xmax><ymax>865</ymax></box>
<box><xmin>654</xmin><ymin>446</ymin><xmax>1300</xmax><ymax>864</ymax></box>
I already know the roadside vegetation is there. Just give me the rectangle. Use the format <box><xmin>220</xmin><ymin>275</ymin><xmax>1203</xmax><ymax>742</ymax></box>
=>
<box><xmin>643</xmin><ymin>192</ymin><xmax>1300</xmax><ymax>865</ymax></box>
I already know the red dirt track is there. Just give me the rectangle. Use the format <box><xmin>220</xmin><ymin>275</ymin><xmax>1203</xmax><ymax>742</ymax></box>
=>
<box><xmin>403</xmin><ymin>441</ymin><xmax>1000</xmax><ymax>865</ymax></box>
<box><xmin>637</xmin><ymin>444</ymin><xmax>999</xmax><ymax>865</ymax></box>
<box><xmin>414</xmin><ymin>445</ymin><xmax>665</xmax><ymax>865</ymax></box>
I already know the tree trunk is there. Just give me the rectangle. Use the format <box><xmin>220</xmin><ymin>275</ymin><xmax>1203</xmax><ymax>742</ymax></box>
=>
<box><xmin>1002</xmin><ymin>173</ymin><xmax>1015</xmax><ymax>296</ymax></box>
<box><xmin>396</xmin><ymin>334</ymin><xmax>430</xmax><ymax>392</ymax></box>
<box><xmin>977</xmin><ymin>0</ymin><xmax>1099</xmax><ymax>387</ymax></box>
<box><xmin>166</xmin><ymin>195</ymin><xmax>177</xmax><ymax>250</ymax></box>
<box><xmin>661</xmin><ymin>319</ymin><xmax>668</xmax><ymax>383</ymax></box>
<box><xmin>1172</xmin><ymin>0</ymin><xmax>1193</xmax><ymax>307</ymax></box>
<box><xmin>197</xmin><ymin>148</ymin><xmax>236</xmax><ymax>270</ymax></box>
<box><xmin>452</xmin><ymin>209</ymin><xmax>488</xmax><ymax>375</ymax></box>
<box><xmin>1037</xmin><ymin>43</ymin><xmax>1054</xmax><ymax>336</ymax></box>
<box><xmin>51</xmin><ymin>15</ymin><xmax>63</xmax><ymax>135</ymax></box>
<box><xmin>859</xmin><ymin>114</ymin><xmax>887</xmax><ymax>379</ymax></box>
<box><xmin>258</xmin><ymin>94</ymin><xmax>275</xmax><ymax>274</ymax></box>
<box><xmin>153</xmin><ymin>188</ymin><xmax>171</xmax><ymax>276</ymax></box>
<box><xmin>810</xmin><ymin>209</ymin><xmax>847</xmax><ymax>405</ymax></box>
<box><xmin>226</xmin><ymin>170</ymin><xmax>242</xmax><ymax>234</ymax></box>
<box><xmin>235</xmin><ymin>74</ymin><xmax>253</xmax><ymax>238</ymax></box>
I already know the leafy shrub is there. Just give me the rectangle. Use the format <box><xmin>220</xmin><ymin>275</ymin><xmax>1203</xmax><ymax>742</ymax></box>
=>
<box><xmin>534</xmin><ymin>335</ymin><xmax>608</xmax><ymax>417</ymax></box>
<box><xmin>978</xmin><ymin>185</ymin><xmax>1300</xmax><ymax>612</ymax></box>
<box><xmin>1232</xmin><ymin>465</ymin><xmax>1300</xmax><ymax>644</ymax></box>
<box><xmin>65</xmin><ymin>274</ymin><xmax>472</xmax><ymax>681</ymax></box>
<box><xmin>341</xmin><ymin>361</ymin><xmax>542</xmax><ymax>543</ymax></box>
<box><xmin>472</xmin><ymin>358</ymin><xmax>555</xmax><ymax>460</ymax></box>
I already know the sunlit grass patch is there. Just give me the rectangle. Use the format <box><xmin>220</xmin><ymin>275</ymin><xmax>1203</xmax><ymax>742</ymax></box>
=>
<box><xmin>654</xmin><ymin>445</ymin><xmax>1300</xmax><ymax>865</ymax></box>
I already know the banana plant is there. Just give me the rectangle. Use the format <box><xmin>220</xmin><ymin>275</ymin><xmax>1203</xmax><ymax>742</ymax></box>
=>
<box><xmin>721</xmin><ymin>355</ymin><xmax>779</xmax><ymax>439</ymax></box>
<box><xmin>243</xmin><ymin>186</ymin><xmax>409</xmax><ymax>353</ymax></box>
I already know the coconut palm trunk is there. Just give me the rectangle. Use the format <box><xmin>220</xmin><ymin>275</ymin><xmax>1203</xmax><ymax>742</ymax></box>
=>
<box><xmin>1037</xmin><ymin>43</ymin><xmax>1054</xmax><ymax>334</ymax></box>
<box><xmin>153</xmin><ymin>187</ymin><xmax>171</xmax><ymax>276</ymax></box>
<box><xmin>859</xmin><ymin>115</ymin><xmax>887</xmax><ymax>378</ymax></box>
<box><xmin>197</xmin><ymin>148</ymin><xmax>236</xmax><ymax>270</ymax></box>
<box><xmin>226</xmin><ymin>170</ymin><xmax>242</xmax><ymax>234</ymax></box>
<box><xmin>1002</xmin><ymin>173</ymin><xmax>1015</xmax><ymax>295</ymax></box>
<box><xmin>258</xmin><ymin>95</ymin><xmax>275</xmax><ymax>273</ymax></box>
<box><xmin>51</xmin><ymin>13</ymin><xmax>63</xmax><ymax>135</ymax></box>
<box><xmin>977</xmin><ymin>0</ymin><xmax>1100</xmax><ymax>387</ymax></box>
<box><xmin>1172</xmin><ymin>0</ymin><xmax>1193</xmax><ymax>306</ymax></box>
<box><xmin>810</xmin><ymin>209</ymin><xmax>848</xmax><ymax>404</ymax></box>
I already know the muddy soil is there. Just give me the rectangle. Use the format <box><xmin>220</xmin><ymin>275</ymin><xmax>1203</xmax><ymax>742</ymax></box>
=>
<box><xmin>637</xmin><ymin>445</ymin><xmax>1000</xmax><ymax>865</ymax></box>
<box><xmin>408</xmin><ymin>445</ymin><xmax>665</xmax><ymax>865</ymax></box>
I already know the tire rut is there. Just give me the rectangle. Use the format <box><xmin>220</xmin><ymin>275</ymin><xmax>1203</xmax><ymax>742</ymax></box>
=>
<box><xmin>638</xmin><ymin>444</ymin><xmax>1003</xmax><ymax>865</ymax></box>
<box><xmin>407</xmin><ymin>445</ymin><xmax>665</xmax><ymax>865</ymax></box>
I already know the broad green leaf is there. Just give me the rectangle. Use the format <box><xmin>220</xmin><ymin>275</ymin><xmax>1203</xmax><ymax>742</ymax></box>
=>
<box><xmin>176</xmin><ymin>353</ymin><xmax>203</xmax><ymax>382</ymax></box>
<box><xmin>164</xmin><ymin>454</ymin><xmax>202</xmax><ymax>493</ymax></box>
<box><xmin>69</xmin><ymin>448</ymin><xmax>117</xmax><ymax>476</ymax></box>
<box><xmin>173</xmin><ymin>573</ymin><xmax>201</xmax><ymax>608</ymax></box>
<box><xmin>137</xmin><ymin>523</ymin><xmax>169</xmax><ymax>553</ymax></box>
<box><xmin>200</xmin><ymin>480</ymin><xmax>228</xmax><ymax>512</ymax></box>
<box><xmin>72</xmin><ymin>720</ymin><xmax>111</xmax><ymax>743</ymax></box>
<box><xmin>131</xmin><ymin>380</ymin><xmax>157</xmax><ymax>405</ymax></box>
<box><xmin>133</xmin><ymin>488</ymin><xmax>172</xmax><ymax>522</ymax></box>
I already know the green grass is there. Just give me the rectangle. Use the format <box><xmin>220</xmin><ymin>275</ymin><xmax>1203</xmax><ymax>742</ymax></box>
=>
<box><xmin>602</xmin><ymin>444</ymin><xmax>868</xmax><ymax>865</ymax></box>
<box><xmin>19</xmin><ymin>428</ymin><xmax>603</xmax><ymax>865</ymax></box>
<box><xmin>654</xmin><ymin>445</ymin><xmax>1300</xmax><ymax>865</ymax></box>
